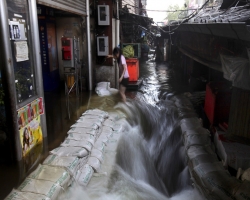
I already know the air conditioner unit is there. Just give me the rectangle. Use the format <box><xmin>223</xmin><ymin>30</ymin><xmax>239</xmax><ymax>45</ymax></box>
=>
<box><xmin>98</xmin><ymin>5</ymin><xmax>110</xmax><ymax>25</ymax></box>
<box><xmin>97</xmin><ymin>36</ymin><xmax>108</xmax><ymax>56</ymax></box>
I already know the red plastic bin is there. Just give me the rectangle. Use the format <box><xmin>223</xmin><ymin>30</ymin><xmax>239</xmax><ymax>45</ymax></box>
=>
<box><xmin>204</xmin><ymin>81</ymin><xmax>232</xmax><ymax>125</ymax></box>
<box><xmin>126</xmin><ymin>58</ymin><xmax>139</xmax><ymax>82</ymax></box>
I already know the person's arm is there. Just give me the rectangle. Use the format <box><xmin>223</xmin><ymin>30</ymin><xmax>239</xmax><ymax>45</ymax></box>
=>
<box><xmin>106</xmin><ymin>55</ymin><xmax>113</xmax><ymax>58</ymax></box>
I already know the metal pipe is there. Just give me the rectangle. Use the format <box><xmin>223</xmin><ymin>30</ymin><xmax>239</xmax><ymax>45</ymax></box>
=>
<box><xmin>28</xmin><ymin>0</ymin><xmax>48</xmax><ymax>137</ymax></box>
<box><xmin>115</xmin><ymin>0</ymin><xmax>120</xmax><ymax>89</ymax></box>
<box><xmin>86</xmin><ymin>0</ymin><xmax>93</xmax><ymax>90</ymax></box>
<box><xmin>0</xmin><ymin>0</ymin><xmax>22</xmax><ymax>161</ymax></box>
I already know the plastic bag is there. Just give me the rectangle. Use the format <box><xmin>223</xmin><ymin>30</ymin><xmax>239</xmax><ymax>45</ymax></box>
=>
<box><xmin>50</xmin><ymin>147</ymin><xmax>88</xmax><ymax>158</ymax></box>
<box><xmin>43</xmin><ymin>155</ymin><xmax>80</xmax><ymax>176</ymax></box>
<box><xmin>5</xmin><ymin>189</ymin><xmax>51</xmax><ymax>200</ymax></box>
<box><xmin>18</xmin><ymin>178</ymin><xmax>62</xmax><ymax>200</ymax></box>
<box><xmin>75</xmin><ymin>164</ymin><xmax>94</xmax><ymax>186</ymax></box>
<box><xmin>28</xmin><ymin>164</ymin><xmax>71</xmax><ymax>189</ymax></box>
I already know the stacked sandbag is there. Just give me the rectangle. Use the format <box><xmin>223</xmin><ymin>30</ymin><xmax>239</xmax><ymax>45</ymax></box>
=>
<box><xmin>95</xmin><ymin>82</ymin><xmax>111</xmax><ymax>96</ymax></box>
<box><xmin>176</xmin><ymin>94</ymin><xmax>250</xmax><ymax>200</ymax></box>
<box><xmin>95</xmin><ymin>82</ymin><xmax>119</xmax><ymax>97</ymax></box>
<box><xmin>17</xmin><ymin>178</ymin><xmax>63</xmax><ymax>200</ymax></box>
<box><xmin>5</xmin><ymin>109</ymin><xmax>125</xmax><ymax>200</ymax></box>
<box><xmin>5</xmin><ymin>189</ymin><xmax>51</xmax><ymax>200</ymax></box>
<box><xmin>28</xmin><ymin>164</ymin><xmax>71</xmax><ymax>189</ymax></box>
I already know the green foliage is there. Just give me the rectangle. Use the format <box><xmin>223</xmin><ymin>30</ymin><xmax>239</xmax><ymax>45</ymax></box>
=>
<box><xmin>165</xmin><ymin>0</ymin><xmax>189</xmax><ymax>22</ymax></box>
<box><xmin>123</xmin><ymin>45</ymin><xmax>135</xmax><ymax>58</ymax></box>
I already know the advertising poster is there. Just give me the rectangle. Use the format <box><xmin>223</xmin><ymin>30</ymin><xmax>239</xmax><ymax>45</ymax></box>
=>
<box><xmin>19</xmin><ymin>115</ymin><xmax>43</xmax><ymax>157</ymax></box>
<box><xmin>17</xmin><ymin>97</ymin><xmax>44</xmax><ymax>130</ymax></box>
<box><xmin>17</xmin><ymin>97</ymin><xmax>44</xmax><ymax>157</ymax></box>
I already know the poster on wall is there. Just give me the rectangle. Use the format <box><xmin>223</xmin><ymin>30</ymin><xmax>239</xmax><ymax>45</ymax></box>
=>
<box><xmin>14</xmin><ymin>41</ymin><xmax>29</xmax><ymax>62</ymax></box>
<box><xmin>17</xmin><ymin>97</ymin><xmax>44</xmax><ymax>130</ymax></box>
<box><xmin>19</xmin><ymin>115</ymin><xmax>43</xmax><ymax>157</ymax></box>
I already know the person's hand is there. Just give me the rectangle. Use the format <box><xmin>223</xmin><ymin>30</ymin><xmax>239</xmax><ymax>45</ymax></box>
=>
<box><xmin>119</xmin><ymin>78</ymin><xmax>122</xmax><ymax>83</ymax></box>
<box><xmin>106</xmin><ymin>55</ymin><xmax>113</xmax><ymax>58</ymax></box>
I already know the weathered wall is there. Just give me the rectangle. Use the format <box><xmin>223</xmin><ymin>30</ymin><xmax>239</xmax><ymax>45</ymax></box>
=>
<box><xmin>94</xmin><ymin>65</ymin><xmax>116</xmax><ymax>88</ymax></box>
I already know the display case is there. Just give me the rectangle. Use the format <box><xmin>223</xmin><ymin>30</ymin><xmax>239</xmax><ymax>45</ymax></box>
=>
<box><xmin>7</xmin><ymin>0</ymin><xmax>37</xmax><ymax>105</ymax></box>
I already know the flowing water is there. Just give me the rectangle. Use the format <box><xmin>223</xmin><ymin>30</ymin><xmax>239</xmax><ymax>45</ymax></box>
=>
<box><xmin>61</xmin><ymin>59</ymin><xmax>204</xmax><ymax>200</ymax></box>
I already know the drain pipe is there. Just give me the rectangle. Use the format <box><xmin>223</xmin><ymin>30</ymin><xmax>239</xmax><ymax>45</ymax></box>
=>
<box><xmin>115</xmin><ymin>0</ymin><xmax>120</xmax><ymax>89</ymax></box>
<box><xmin>86</xmin><ymin>0</ymin><xmax>93</xmax><ymax>90</ymax></box>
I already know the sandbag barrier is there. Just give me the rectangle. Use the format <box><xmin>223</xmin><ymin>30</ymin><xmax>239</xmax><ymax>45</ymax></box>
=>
<box><xmin>173</xmin><ymin>94</ymin><xmax>250</xmax><ymax>200</ymax></box>
<box><xmin>5</xmin><ymin>109</ymin><xmax>125</xmax><ymax>200</ymax></box>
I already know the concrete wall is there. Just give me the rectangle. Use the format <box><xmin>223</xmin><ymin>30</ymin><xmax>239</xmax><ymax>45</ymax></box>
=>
<box><xmin>95</xmin><ymin>65</ymin><xmax>116</xmax><ymax>88</ymax></box>
<box><xmin>55</xmin><ymin>17</ymin><xmax>87</xmax><ymax>80</ymax></box>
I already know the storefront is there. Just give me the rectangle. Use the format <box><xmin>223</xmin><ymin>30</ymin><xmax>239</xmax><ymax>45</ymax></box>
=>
<box><xmin>0</xmin><ymin>0</ymin><xmax>91</xmax><ymax>194</ymax></box>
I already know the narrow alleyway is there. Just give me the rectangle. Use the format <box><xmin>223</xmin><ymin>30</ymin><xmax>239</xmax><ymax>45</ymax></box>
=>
<box><xmin>42</xmin><ymin>56</ymin><xmax>204</xmax><ymax>199</ymax></box>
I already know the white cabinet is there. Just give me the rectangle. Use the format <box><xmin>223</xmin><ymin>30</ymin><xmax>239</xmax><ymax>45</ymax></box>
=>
<box><xmin>97</xmin><ymin>36</ymin><xmax>108</xmax><ymax>56</ymax></box>
<box><xmin>98</xmin><ymin>5</ymin><xmax>110</xmax><ymax>26</ymax></box>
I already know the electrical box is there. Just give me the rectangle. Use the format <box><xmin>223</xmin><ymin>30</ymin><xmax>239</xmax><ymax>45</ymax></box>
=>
<box><xmin>98</xmin><ymin>5</ymin><xmax>110</xmax><ymax>25</ymax></box>
<box><xmin>61</xmin><ymin>37</ymin><xmax>74</xmax><ymax>67</ymax></box>
<box><xmin>97</xmin><ymin>36</ymin><xmax>108</xmax><ymax>56</ymax></box>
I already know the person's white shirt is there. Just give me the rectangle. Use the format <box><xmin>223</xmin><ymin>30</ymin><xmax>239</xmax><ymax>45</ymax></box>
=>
<box><xmin>119</xmin><ymin>55</ymin><xmax>129</xmax><ymax>78</ymax></box>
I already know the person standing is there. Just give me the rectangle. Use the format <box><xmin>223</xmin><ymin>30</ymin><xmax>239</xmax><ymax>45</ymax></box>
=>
<box><xmin>108</xmin><ymin>47</ymin><xmax>130</xmax><ymax>102</ymax></box>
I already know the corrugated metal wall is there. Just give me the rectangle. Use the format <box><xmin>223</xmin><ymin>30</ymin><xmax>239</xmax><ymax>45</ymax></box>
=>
<box><xmin>37</xmin><ymin>0</ymin><xmax>86</xmax><ymax>16</ymax></box>
<box><xmin>228</xmin><ymin>87</ymin><xmax>250</xmax><ymax>139</ymax></box>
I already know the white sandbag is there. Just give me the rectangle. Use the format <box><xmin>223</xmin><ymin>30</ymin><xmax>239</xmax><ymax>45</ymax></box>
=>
<box><xmin>189</xmin><ymin>154</ymin><xmax>219</xmax><ymax>169</ymax></box>
<box><xmin>77</xmin><ymin>118</ymin><xmax>103</xmax><ymax>127</ymax></box>
<box><xmin>183</xmin><ymin>127</ymin><xmax>210</xmax><ymax>137</ymax></box>
<box><xmin>184</xmin><ymin>134</ymin><xmax>211</xmax><ymax>149</ymax></box>
<box><xmin>102</xmin><ymin>126</ymin><xmax>113</xmax><ymax>133</ymax></box>
<box><xmin>187</xmin><ymin>145</ymin><xmax>215</xmax><ymax>160</ymax></box>
<box><xmin>66</xmin><ymin>133</ymin><xmax>96</xmax><ymax>144</ymax></box>
<box><xmin>100</xmin><ymin>128</ymin><xmax>113</xmax><ymax>138</ymax></box>
<box><xmin>80</xmin><ymin>115</ymin><xmax>105</xmax><ymax>122</ymax></box>
<box><xmin>43</xmin><ymin>155</ymin><xmax>80</xmax><ymax>175</ymax></box>
<box><xmin>96</xmin><ymin>134</ymin><xmax>109</xmax><ymax>145</ymax></box>
<box><xmin>235</xmin><ymin>181</ymin><xmax>250</xmax><ymax>200</ymax></box>
<box><xmin>78</xmin><ymin>156</ymin><xmax>88</xmax><ymax>168</ymax></box>
<box><xmin>50</xmin><ymin>146</ymin><xmax>88</xmax><ymax>158</ymax></box>
<box><xmin>103</xmin><ymin>119</ymin><xmax>115</xmax><ymax>128</ymax></box>
<box><xmin>75</xmin><ymin>164</ymin><xmax>94</xmax><ymax>186</ymax></box>
<box><xmin>95</xmin><ymin>87</ymin><xmax>111</xmax><ymax>96</ymax></box>
<box><xmin>175</xmin><ymin>101</ymin><xmax>193</xmax><ymax>109</ymax></box>
<box><xmin>97</xmin><ymin>82</ymin><xmax>110</xmax><ymax>89</ymax></box>
<box><xmin>71</xmin><ymin>122</ymin><xmax>98</xmax><ymax>130</ymax></box>
<box><xmin>67</xmin><ymin>127</ymin><xmax>97</xmax><ymax>136</ymax></box>
<box><xmin>91</xmin><ymin>149</ymin><xmax>104</xmax><ymax>163</ymax></box>
<box><xmin>108</xmin><ymin>112</ymin><xmax>126</xmax><ymax>122</ymax></box>
<box><xmin>61</xmin><ymin>139</ymin><xmax>93</xmax><ymax>152</ymax></box>
<box><xmin>201</xmin><ymin>171</ymin><xmax>241</xmax><ymax>200</ymax></box>
<box><xmin>180</xmin><ymin>118</ymin><xmax>202</xmax><ymax>132</ymax></box>
<box><xmin>5</xmin><ymin>189</ymin><xmax>51</xmax><ymax>200</ymax></box>
<box><xmin>193</xmin><ymin>162</ymin><xmax>226</xmax><ymax>178</ymax></box>
<box><xmin>18</xmin><ymin>178</ymin><xmax>62</xmax><ymax>200</ymax></box>
<box><xmin>83</xmin><ymin>109</ymin><xmax>109</xmax><ymax>118</ymax></box>
<box><xmin>93</xmin><ymin>140</ymin><xmax>106</xmax><ymax>153</ymax></box>
<box><xmin>241</xmin><ymin>168</ymin><xmax>250</xmax><ymax>181</ymax></box>
<box><xmin>109</xmin><ymin>88</ymin><xmax>119</xmax><ymax>95</ymax></box>
<box><xmin>180</xmin><ymin>117</ymin><xmax>202</xmax><ymax>125</ymax></box>
<box><xmin>87</xmin><ymin>157</ymin><xmax>101</xmax><ymax>172</ymax></box>
<box><xmin>28</xmin><ymin>164</ymin><xmax>71</xmax><ymax>189</ymax></box>
<box><xmin>112</xmin><ymin>124</ymin><xmax>123</xmax><ymax>133</ymax></box>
